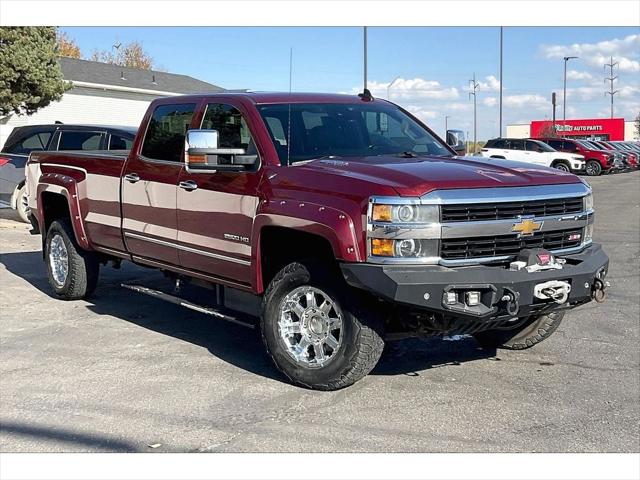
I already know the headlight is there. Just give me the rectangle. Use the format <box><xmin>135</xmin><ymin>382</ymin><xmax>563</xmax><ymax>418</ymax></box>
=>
<box><xmin>371</xmin><ymin>204</ymin><xmax>439</xmax><ymax>223</ymax></box>
<box><xmin>584</xmin><ymin>193</ymin><xmax>593</xmax><ymax>211</ymax></box>
<box><xmin>370</xmin><ymin>238</ymin><xmax>438</xmax><ymax>258</ymax></box>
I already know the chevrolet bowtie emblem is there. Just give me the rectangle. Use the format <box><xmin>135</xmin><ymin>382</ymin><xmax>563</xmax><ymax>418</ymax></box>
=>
<box><xmin>512</xmin><ymin>217</ymin><xmax>543</xmax><ymax>237</ymax></box>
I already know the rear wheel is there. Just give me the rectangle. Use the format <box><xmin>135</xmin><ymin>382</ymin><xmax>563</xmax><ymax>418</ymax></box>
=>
<box><xmin>15</xmin><ymin>184</ymin><xmax>29</xmax><ymax>223</ymax></box>
<box><xmin>45</xmin><ymin>219</ymin><xmax>99</xmax><ymax>300</ymax></box>
<box><xmin>261</xmin><ymin>262</ymin><xmax>384</xmax><ymax>390</ymax></box>
<box><xmin>586</xmin><ymin>160</ymin><xmax>602</xmax><ymax>176</ymax></box>
<box><xmin>473</xmin><ymin>312</ymin><xmax>564</xmax><ymax>350</ymax></box>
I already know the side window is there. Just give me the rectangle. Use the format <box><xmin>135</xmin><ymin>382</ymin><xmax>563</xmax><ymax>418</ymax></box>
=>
<box><xmin>109</xmin><ymin>134</ymin><xmax>133</xmax><ymax>150</ymax></box>
<box><xmin>141</xmin><ymin>103</ymin><xmax>196</xmax><ymax>162</ymax></box>
<box><xmin>201</xmin><ymin>103</ymin><xmax>255</xmax><ymax>152</ymax></box>
<box><xmin>525</xmin><ymin>140</ymin><xmax>541</xmax><ymax>152</ymax></box>
<box><xmin>58</xmin><ymin>131</ymin><xmax>103</xmax><ymax>151</ymax></box>
<box><xmin>511</xmin><ymin>140</ymin><xmax>525</xmax><ymax>151</ymax></box>
<box><xmin>6</xmin><ymin>131</ymin><xmax>52</xmax><ymax>154</ymax></box>
<box><xmin>491</xmin><ymin>139</ymin><xmax>506</xmax><ymax>149</ymax></box>
<box><xmin>565</xmin><ymin>141</ymin><xmax>577</xmax><ymax>152</ymax></box>
<box><xmin>547</xmin><ymin>140</ymin><xmax>562</xmax><ymax>150</ymax></box>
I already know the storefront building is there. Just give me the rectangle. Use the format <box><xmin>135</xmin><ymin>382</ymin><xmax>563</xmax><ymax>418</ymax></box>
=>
<box><xmin>507</xmin><ymin>118</ymin><xmax>637</xmax><ymax>141</ymax></box>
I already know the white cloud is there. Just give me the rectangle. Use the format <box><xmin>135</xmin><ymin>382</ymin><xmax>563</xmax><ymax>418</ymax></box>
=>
<box><xmin>483</xmin><ymin>96</ymin><xmax>498</xmax><ymax>107</ymax></box>
<box><xmin>359</xmin><ymin>77</ymin><xmax>459</xmax><ymax>101</ymax></box>
<box><xmin>541</xmin><ymin>34</ymin><xmax>640</xmax><ymax>72</ymax></box>
<box><xmin>405</xmin><ymin>105</ymin><xmax>439</xmax><ymax>121</ymax></box>
<box><xmin>503</xmin><ymin>94</ymin><xmax>548</xmax><ymax>109</ymax></box>
<box><xmin>477</xmin><ymin>75</ymin><xmax>501</xmax><ymax>92</ymax></box>
<box><xmin>566</xmin><ymin>70</ymin><xmax>593</xmax><ymax>81</ymax></box>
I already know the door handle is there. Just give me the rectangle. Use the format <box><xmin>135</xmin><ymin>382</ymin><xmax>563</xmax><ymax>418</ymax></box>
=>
<box><xmin>179</xmin><ymin>180</ymin><xmax>198</xmax><ymax>192</ymax></box>
<box><xmin>124</xmin><ymin>173</ymin><xmax>140</xmax><ymax>183</ymax></box>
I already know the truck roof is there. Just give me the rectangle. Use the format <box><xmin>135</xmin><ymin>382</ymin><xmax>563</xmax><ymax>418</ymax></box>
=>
<box><xmin>168</xmin><ymin>91</ymin><xmax>384</xmax><ymax>105</ymax></box>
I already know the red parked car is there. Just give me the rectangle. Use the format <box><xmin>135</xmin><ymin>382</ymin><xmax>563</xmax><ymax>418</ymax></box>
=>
<box><xmin>536</xmin><ymin>137</ymin><xmax>615</xmax><ymax>176</ymax></box>
<box><xmin>594</xmin><ymin>140</ymin><xmax>639</xmax><ymax>170</ymax></box>
<box><xmin>25</xmin><ymin>92</ymin><xmax>610</xmax><ymax>390</ymax></box>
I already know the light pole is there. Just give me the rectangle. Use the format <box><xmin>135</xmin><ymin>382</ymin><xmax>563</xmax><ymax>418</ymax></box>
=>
<box><xmin>499</xmin><ymin>26</ymin><xmax>503</xmax><ymax>138</ymax></box>
<box><xmin>445</xmin><ymin>115</ymin><xmax>451</xmax><ymax>137</ymax></box>
<box><xmin>469</xmin><ymin>73</ymin><xmax>480</xmax><ymax>154</ymax></box>
<box><xmin>387</xmin><ymin>76</ymin><xmax>400</xmax><ymax>100</ymax></box>
<box><xmin>563</xmin><ymin>56</ymin><xmax>578</xmax><ymax>124</ymax></box>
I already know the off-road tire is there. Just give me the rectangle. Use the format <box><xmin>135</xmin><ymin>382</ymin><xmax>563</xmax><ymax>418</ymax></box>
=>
<box><xmin>585</xmin><ymin>160</ymin><xmax>602</xmax><ymax>176</ymax></box>
<box><xmin>472</xmin><ymin>311</ymin><xmax>564</xmax><ymax>350</ymax></box>
<box><xmin>45</xmin><ymin>219</ymin><xmax>99</xmax><ymax>300</ymax></box>
<box><xmin>15</xmin><ymin>184</ymin><xmax>29</xmax><ymax>223</ymax></box>
<box><xmin>261</xmin><ymin>262</ymin><xmax>384</xmax><ymax>390</ymax></box>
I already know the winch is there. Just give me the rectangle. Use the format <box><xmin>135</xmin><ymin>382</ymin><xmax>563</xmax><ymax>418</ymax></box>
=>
<box><xmin>534</xmin><ymin>280</ymin><xmax>572</xmax><ymax>304</ymax></box>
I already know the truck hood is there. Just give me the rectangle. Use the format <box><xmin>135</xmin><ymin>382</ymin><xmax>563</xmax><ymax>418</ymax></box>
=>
<box><xmin>295</xmin><ymin>155</ymin><xmax>582</xmax><ymax>197</ymax></box>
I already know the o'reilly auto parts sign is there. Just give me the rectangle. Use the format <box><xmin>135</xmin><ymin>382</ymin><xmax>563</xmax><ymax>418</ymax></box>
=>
<box><xmin>531</xmin><ymin>118</ymin><xmax>625</xmax><ymax>140</ymax></box>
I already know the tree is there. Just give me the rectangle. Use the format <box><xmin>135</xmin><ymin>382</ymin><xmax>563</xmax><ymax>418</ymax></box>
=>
<box><xmin>89</xmin><ymin>41</ymin><xmax>154</xmax><ymax>70</ymax></box>
<box><xmin>539</xmin><ymin>122</ymin><xmax>558</xmax><ymax>138</ymax></box>
<box><xmin>0</xmin><ymin>27</ymin><xmax>71</xmax><ymax>116</ymax></box>
<box><xmin>57</xmin><ymin>31</ymin><xmax>81</xmax><ymax>59</ymax></box>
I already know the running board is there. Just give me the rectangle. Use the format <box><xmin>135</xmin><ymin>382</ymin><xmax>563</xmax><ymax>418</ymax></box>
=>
<box><xmin>121</xmin><ymin>283</ymin><xmax>255</xmax><ymax>329</ymax></box>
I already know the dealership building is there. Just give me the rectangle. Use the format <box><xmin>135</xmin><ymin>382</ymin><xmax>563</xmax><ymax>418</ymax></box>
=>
<box><xmin>506</xmin><ymin>118</ymin><xmax>638</xmax><ymax>141</ymax></box>
<box><xmin>0</xmin><ymin>57</ymin><xmax>224</xmax><ymax>149</ymax></box>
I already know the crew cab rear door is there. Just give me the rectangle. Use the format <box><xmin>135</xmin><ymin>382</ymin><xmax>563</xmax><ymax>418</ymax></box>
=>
<box><xmin>175</xmin><ymin>100</ymin><xmax>261</xmax><ymax>286</ymax></box>
<box><xmin>121</xmin><ymin>102</ymin><xmax>197</xmax><ymax>266</ymax></box>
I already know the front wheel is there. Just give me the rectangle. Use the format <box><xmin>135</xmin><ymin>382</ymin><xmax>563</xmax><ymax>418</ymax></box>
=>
<box><xmin>586</xmin><ymin>160</ymin><xmax>602</xmax><ymax>176</ymax></box>
<box><xmin>552</xmin><ymin>162</ymin><xmax>570</xmax><ymax>173</ymax></box>
<box><xmin>473</xmin><ymin>312</ymin><xmax>564</xmax><ymax>350</ymax></box>
<box><xmin>261</xmin><ymin>262</ymin><xmax>384</xmax><ymax>390</ymax></box>
<box><xmin>45</xmin><ymin>219</ymin><xmax>99</xmax><ymax>300</ymax></box>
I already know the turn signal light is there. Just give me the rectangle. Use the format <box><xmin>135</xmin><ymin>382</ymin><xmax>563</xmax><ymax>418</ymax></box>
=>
<box><xmin>371</xmin><ymin>238</ymin><xmax>394</xmax><ymax>256</ymax></box>
<box><xmin>372</xmin><ymin>204</ymin><xmax>392</xmax><ymax>222</ymax></box>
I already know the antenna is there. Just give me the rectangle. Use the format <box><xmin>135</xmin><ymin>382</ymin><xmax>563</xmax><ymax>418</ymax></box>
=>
<box><xmin>604</xmin><ymin>56</ymin><xmax>619</xmax><ymax>119</ymax></box>
<box><xmin>286</xmin><ymin>47</ymin><xmax>293</xmax><ymax>166</ymax></box>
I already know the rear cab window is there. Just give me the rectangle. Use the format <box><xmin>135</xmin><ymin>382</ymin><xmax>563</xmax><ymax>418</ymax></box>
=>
<box><xmin>141</xmin><ymin>103</ymin><xmax>196</xmax><ymax>162</ymax></box>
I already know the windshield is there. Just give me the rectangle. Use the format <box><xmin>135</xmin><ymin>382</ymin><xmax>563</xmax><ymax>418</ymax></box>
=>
<box><xmin>258</xmin><ymin>102</ymin><xmax>452</xmax><ymax>164</ymax></box>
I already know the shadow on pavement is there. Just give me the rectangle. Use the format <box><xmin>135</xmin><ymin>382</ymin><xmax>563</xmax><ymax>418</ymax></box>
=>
<box><xmin>1</xmin><ymin>251</ymin><xmax>495</xmax><ymax>386</ymax></box>
<box><xmin>0</xmin><ymin>420</ymin><xmax>139</xmax><ymax>452</ymax></box>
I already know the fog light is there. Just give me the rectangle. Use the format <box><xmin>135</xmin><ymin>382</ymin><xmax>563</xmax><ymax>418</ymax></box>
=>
<box><xmin>445</xmin><ymin>291</ymin><xmax>458</xmax><ymax>305</ymax></box>
<box><xmin>584</xmin><ymin>224</ymin><xmax>594</xmax><ymax>242</ymax></box>
<box><xmin>465</xmin><ymin>291</ymin><xmax>481</xmax><ymax>306</ymax></box>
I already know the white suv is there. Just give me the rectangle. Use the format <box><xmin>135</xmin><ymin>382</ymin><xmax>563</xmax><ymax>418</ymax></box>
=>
<box><xmin>479</xmin><ymin>138</ymin><xmax>585</xmax><ymax>173</ymax></box>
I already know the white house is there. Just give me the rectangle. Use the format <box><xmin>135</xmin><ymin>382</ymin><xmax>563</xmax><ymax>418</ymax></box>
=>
<box><xmin>0</xmin><ymin>57</ymin><xmax>224</xmax><ymax>148</ymax></box>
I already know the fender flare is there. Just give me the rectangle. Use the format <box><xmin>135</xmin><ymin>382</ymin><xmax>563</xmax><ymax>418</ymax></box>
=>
<box><xmin>251</xmin><ymin>199</ymin><xmax>362</xmax><ymax>293</ymax></box>
<box><xmin>36</xmin><ymin>169</ymin><xmax>92</xmax><ymax>251</ymax></box>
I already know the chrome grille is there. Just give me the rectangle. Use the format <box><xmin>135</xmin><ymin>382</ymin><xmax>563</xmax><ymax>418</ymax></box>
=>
<box><xmin>441</xmin><ymin>198</ymin><xmax>584</xmax><ymax>223</ymax></box>
<box><xmin>440</xmin><ymin>229</ymin><xmax>583</xmax><ymax>260</ymax></box>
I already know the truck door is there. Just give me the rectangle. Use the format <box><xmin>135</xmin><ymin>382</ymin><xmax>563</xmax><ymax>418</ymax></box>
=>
<box><xmin>176</xmin><ymin>101</ymin><xmax>261</xmax><ymax>286</ymax></box>
<box><xmin>121</xmin><ymin>102</ymin><xmax>197</xmax><ymax>266</ymax></box>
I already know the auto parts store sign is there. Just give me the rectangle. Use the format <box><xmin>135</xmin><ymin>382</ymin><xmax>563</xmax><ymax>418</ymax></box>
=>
<box><xmin>531</xmin><ymin>118</ymin><xmax>625</xmax><ymax>140</ymax></box>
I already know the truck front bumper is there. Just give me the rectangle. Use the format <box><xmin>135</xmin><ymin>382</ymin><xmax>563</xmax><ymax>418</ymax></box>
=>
<box><xmin>341</xmin><ymin>243</ymin><xmax>609</xmax><ymax>321</ymax></box>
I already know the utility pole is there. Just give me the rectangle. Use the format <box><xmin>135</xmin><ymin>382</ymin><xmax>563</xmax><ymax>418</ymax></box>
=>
<box><xmin>363</xmin><ymin>26</ymin><xmax>368</xmax><ymax>91</ymax></box>
<box><xmin>604</xmin><ymin>56</ymin><xmax>619</xmax><ymax>119</ymax></box>
<box><xmin>499</xmin><ymin>26</ymin><xmax>503</xmax><ymax>138</ymax></box>
<box><xmin>563</xmin><ymin>55</ymin><xmax>578</xmax><ymax>125</ymax></box>
<box><xmin>469</xmin><ymin>73</ymin><xmax>479</xmax><ymax>153</ymax></box>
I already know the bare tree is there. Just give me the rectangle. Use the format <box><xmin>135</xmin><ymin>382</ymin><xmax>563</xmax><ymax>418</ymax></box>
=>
<box><xmin>89</xmin><ymin>41</ymin><xmax>153</xmax><ymax>70</ymax></box>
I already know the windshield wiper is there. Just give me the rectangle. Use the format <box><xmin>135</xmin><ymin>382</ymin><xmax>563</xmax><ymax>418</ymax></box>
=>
<box><xmin>397</xmin><ymin>151</ymin><xmax>419</xmax><ymax>158</ymax></box>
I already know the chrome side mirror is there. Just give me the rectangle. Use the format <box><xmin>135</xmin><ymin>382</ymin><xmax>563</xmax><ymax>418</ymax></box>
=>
<box><xmin>184</xmin><ymin>129</ymin><xmax>253</xmax><ymax>172</ymax></box>
<box><xmin>446</xmin><ymin>129</ymin><xmax>466</xmax><ymax>155</ymax></box>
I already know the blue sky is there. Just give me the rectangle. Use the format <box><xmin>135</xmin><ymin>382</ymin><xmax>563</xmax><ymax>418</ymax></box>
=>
<box><xmin>62</xmin><ymin>27</ymin><xmax>640</xmax><ymax>140</ymax></box>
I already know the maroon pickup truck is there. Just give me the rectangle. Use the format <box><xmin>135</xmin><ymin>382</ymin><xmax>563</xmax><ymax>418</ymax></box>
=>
<box><xmin>26</xmin><ymin>92</ymin><xmax>610</xmax><ymax>390</ymax></box>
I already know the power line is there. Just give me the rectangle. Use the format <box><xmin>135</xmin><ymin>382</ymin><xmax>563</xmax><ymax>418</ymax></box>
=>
<box><xmin>468</xmin><ymin>73</ymin><xmax>480</xmax><ymax>152</ymax></box>
<box><xmin>604</xmin><ymin>56</ymin><xmax>619</xmax><ymax>119</ymax></box>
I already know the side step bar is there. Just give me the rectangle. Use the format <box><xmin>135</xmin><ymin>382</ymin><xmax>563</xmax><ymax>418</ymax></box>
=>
<box><xmin>121</xmin><ymin>284</ymin><xmax>256</xmax><ymax>329</ymax></box>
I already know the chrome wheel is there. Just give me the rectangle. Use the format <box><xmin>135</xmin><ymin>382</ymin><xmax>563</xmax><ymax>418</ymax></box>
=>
<box><xmin>554</xmin><ymin>164</ymin><xmax>569</xmax><ymax>172</ymax></box>
<box><xmin>278</xmin><ymin>286</ymin><xmax>343</xmax><ymax>368</ymax></box>
<box><xmin>49</xmin><ymin>234</ymin><xmax>69</xmax><ymax>287</ymax></box>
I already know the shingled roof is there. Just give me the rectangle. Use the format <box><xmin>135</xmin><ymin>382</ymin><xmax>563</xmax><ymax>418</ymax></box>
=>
<box><xmin>58</xmin><ymin>57</ymin><xmax>224</xmax><ymax>94</ymax></box>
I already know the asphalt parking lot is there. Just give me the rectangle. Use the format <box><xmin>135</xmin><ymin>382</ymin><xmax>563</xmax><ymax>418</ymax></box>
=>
<box><xmin>1</xmin><ymin>171</ymin><xmax>639</xmax><ymax>453</ymax></box>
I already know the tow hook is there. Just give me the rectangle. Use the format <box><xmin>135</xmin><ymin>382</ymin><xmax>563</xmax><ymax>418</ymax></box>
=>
<box><xmin>534</xmin><ymin>280</ymin><xmax>571</xmax><ymax>305</ymax></box>
<box><xmin>592</xmin><ymin>278</ymin><xmax>610</xmax><ymax>303</ymax></box>
<box><xmin>501</xmin><ymin>288</ymin><xmax>520</xmax><ymax>316</ymax></box>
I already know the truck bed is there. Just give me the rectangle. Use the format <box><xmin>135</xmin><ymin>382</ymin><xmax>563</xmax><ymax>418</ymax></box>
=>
<box><xmin>27</xmin><ymin>150</ymin><xmax>130</xmax><ymax>253</ymax></box>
